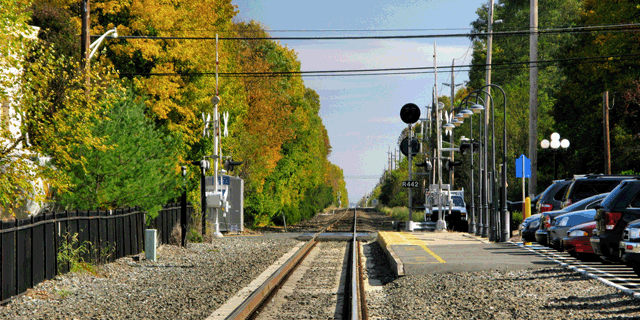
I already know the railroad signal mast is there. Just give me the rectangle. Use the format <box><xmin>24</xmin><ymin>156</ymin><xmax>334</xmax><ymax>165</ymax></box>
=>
<box><xmin>399</xmin><ymin>103</ymin><xmax>421</xmax><ymax>230</ymax></box>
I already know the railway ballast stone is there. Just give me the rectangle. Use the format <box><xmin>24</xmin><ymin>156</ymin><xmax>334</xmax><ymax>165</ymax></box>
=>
<box><xmin>0</xmin><ymin>236</ymin><xmax>300</xmax><ymax>320</ymax></box>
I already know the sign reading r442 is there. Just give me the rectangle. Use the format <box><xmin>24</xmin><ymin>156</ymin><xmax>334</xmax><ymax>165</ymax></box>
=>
<box><xmin>402</xmin><ymin>181</ymin><xmax>419</xmax><ymax>188</ymax></box>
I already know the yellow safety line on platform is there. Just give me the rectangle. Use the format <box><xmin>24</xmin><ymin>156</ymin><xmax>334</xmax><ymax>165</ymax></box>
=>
<box><xmin>381</xmin><ymin>232</ymin><xmax>446</xmax><ymax>264</ymax></box>
<box><xmin>400</xmin><ymin>233</ymin><xmax>446</xmax><ymax>264</ymax></box>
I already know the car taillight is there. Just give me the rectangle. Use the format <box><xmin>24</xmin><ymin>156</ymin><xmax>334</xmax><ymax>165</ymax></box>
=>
<box><xmin>544</xmin><ymin>215</ymin><xmax>551</xmax><ymax>229</ymax></box>
<box><xmin>605</xmin><ymin>212</ymin><xmax>622</xmax><ymax>230</ymax></box>
<box><xmin>540</xmin><ymin>203</ymin><xmax>553</xmax><ymax>213</ymax></box>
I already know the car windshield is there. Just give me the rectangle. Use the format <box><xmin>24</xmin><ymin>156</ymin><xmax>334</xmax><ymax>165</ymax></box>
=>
<box><xmin>563</xmin><ymin>192</ymin><xmax>609</xmax><ymax>212</ymax></box>
<box><xmin>452</xmin><ymin>196</ymin><xmax>464</xmax><ymax>207</ymax></box>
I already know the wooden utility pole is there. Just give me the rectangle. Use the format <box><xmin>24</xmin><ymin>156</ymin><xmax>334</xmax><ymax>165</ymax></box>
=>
<box><xmin>483</xmin><ymin>0</ymin><xmax>495</xmax><ymax>239</ymax></box>
<box><xmin>528</xmin><ymin>0</ymin><xmax>539</xmax><ymax>197</ymax></box>
<box><xmin>81</xmin><ymin>0</ymin><xmax>90</xmax><ymax>94</ymax></box>
<box><xmin>444</xmin><ymin>60</ymin><xmax>462</xmax><ymax>187</ymax></box>
<box><xmin>603</xmin><ymin>91</ymin><xmax>611</xmax><ymax>174</ymax></box>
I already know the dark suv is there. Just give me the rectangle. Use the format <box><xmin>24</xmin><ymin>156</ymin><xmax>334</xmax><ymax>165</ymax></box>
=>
<box><xmin>591</xmin><ymin>179</ymin><xmax>640</xmax><ymax>262</ymax></box>
<box><xmin>536</xmin><ymin>180</ymin><xmax>571</xmax><ymax>214</ymax></box>
<box><xmin>561</xmin><ymin>175</ymin><xmax>640</xmax><ymax>208</ymax></box>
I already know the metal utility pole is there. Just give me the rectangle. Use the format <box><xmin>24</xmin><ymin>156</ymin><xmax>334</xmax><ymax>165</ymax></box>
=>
<box><xmin>407</xmin><ymin>124</ymin><xmax>414</xmax><ymax>231</ymax></box>
<box><xmin>528</xmin><ymin>0</ymin><xmax>539</xmax><ymax>197</ymax></box>
<box><xmin>603</xmin><ymin>91</ymin><xmax>611</xmax><ymax>175</ymax></box>
<box><xmin>212</xmin><ymin>34</ymin><xmax>223</xmax><ymax>238</ymax></box>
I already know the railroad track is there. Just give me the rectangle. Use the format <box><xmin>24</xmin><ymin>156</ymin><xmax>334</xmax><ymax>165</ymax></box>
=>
<box><xmin>513</xmin><ymin>242</ymin><xmax>640</xmax><ymax>298</ymax></box>
<box><xmin>216</xmin><ymin>208</ymin><xmax>368</xmax><ymax>319</ymax></box>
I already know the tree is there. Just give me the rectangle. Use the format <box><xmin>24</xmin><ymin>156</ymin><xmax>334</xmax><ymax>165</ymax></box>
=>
<box><xmin>554</xmin><ymin>0</ymin><xmax>640</xmax><ymax>176</ymax></box>
<box><xmin>1</xmin><ymin>0</ymin><xmax>38</xmax><ymax>216</ymax></box>
<box><xmin>468</xmin><ymin>0</ymin><xmax>581</xmax><ymax>197</ymax></box>
<box><xmin>57</xmin><ymin>88</ymin><xmax>182</xmax><ymax>218</ymax></box>
<box><xmin>22</xmin><ymin>0</ymin><xmax>347</xmax><ymax>227</ymax></box>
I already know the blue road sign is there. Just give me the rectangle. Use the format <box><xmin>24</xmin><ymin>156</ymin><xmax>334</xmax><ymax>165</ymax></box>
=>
<box><xmin>515</xmin><ymin>154</ymin><xmax>531</xmax><ymax>178</ymax></box>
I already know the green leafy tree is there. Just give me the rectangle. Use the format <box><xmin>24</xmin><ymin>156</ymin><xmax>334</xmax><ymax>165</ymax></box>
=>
<box><xmin>554</xmin><ymin>0</ymin><xmax>640</xmax><ymax>176</ymax></box>
<box><xmin>57</xmin><ymin>88</ymin><xmax>182</xmax><ymax>218</ymax></box>
<box><xmin>468</xmin><ymin>0</ymin><xmax>581</xmax><ymax>197</ymax></box>
<box><xmin>1</xmin><ymin>0</ymin><xmax>38</xmax><ymax>215</ymax></box>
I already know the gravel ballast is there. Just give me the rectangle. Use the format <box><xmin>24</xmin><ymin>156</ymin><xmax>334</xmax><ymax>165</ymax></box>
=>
<box><xmin>0</xmin><ymin>236</ymin><xmax>300</xmax><ymax>320</ymax></box>
<box><xmin>365</xmin><ymin>238</ymin><xmax>640</xmax><ymax>320</ymax></box>
<box><xmin>5</xmin><ymin>206</ymin><xmax>640</xmax><ymax>320</ymax></box>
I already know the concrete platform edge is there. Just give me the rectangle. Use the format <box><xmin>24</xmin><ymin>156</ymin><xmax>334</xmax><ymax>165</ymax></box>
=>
<box><xmin>377</xmin><ymin>232</ymin><xmax>404</xmax><ymax>277</ymax></box>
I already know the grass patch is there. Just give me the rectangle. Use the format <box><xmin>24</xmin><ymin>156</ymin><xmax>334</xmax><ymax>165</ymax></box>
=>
<box><xmin>55</xmin><ymin>288</ymin><xmax>73</xmax><ymax>300</ymax></box>
<box><xmin>378</xmin><ymin>206</ymin><xmax>426</xmax><ymax>221</ymax></box>
<box><xmin>187</xmin><ymin>228</ymin><xmax>203</xmax><ymax>243</ymax></box>
<box><xmin>512</xmin><ymin>211</ymin><xmax>523</xmax><ymax>226</ymax></box>
<box><xmin>57</xmin><ymin>232</ymin><xmax>110</xmax><ymax>276</ymax></box>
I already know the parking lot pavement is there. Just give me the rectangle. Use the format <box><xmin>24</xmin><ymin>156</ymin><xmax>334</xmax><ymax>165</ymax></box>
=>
<box><xmin>378</xmin><ymin>231</ymin><xmax>555</xmax><ymax>276</ymax></box>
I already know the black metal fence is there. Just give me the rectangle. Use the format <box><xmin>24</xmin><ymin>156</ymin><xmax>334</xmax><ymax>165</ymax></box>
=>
<box><xmin>148</xmin><ymin>203</ymin><xmax>186</xmax><ymax>245</ymax></box>
<box><xmin>0</xmin><ymin>203</ymin><xmax>191</xmax><ymax>305</ymax></box>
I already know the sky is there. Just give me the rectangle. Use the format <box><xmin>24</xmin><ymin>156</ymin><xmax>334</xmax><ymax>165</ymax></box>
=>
<box><xmin>232</xmin><ymin>0</ymin><xmax>488</xmax><ymax>205</ymax></box>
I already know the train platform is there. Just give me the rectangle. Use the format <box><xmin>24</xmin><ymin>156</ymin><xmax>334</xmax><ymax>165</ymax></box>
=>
<box><xmin>377</xmin><ymin>231</ymin><xmax>554</xmax><ymax>276</ymax></box>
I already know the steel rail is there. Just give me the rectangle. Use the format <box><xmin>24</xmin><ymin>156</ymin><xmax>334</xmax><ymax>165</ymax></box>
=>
<box><xmin>225</xmin><ymin>208</ymin><xmax>353</xmax><ymax>319</ymax></box>
<box><xmin>351</xmin><ymin>208</ymin><xmax>359</xmax><ymax>320</ymax></box>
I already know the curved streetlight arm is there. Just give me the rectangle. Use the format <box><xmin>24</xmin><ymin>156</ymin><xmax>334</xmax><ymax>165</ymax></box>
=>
<box><xmin>475</xmin><ymin>84</ymin><xmax>508</xmax><ymax>242</ymax></box>
<box><xmin>455</xmin><ymin>91</ymin><xmax>488</xmax><ymax>113</ymax></box>
<box><xmin>89</xmin><ymin>28</ymin><xmax>118</xmax><ymax>60</ymax></box>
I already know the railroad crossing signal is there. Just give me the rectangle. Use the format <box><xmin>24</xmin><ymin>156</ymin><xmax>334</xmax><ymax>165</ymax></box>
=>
<box><xmin>400</xmin><ymin>137</ymin><xmax>420</xmax><ymax>156</ymax></box>
<box><xmin>400</xmin><ymin>103</ymin><xmax>421</xmax><ymax>124</ymax></box>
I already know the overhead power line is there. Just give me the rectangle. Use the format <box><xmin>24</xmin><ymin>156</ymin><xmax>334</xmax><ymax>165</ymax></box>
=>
<box><xmin>119</xmin><ymin>53</ymin><xmax>640</xmax><ymax>78</ymax></box>
<box><xmin>101</xmin><ymin>23</ymin><xmax>640</xmax><ymax>41</ymax></box>
<box><xmin>155</xmin><ymin>27</ymin><xmax>475</xmax><ymax>33</ymax></box>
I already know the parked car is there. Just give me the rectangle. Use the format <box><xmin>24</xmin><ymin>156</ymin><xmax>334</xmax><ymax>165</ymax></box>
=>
<box><xmin>561</xmin><ymin>174</ymin><xmax>640</xmax><ymax>208</ymax></box>
<box><xmin>620</xmin><ymin>219</ymin><xmax>640</xmax><ymax>275</ymax></box>
<box><xmin>520</xmin><ymin>213</ymin><xmax>541</xmax><ymax>242</ymax></box>
<box><xmin>563</xmin><ymin>221</ymin><xmax>597</xmax><ymax>259</ymax></box>
<box><xmin>536</xmin><ymin>179</ymin><xmax>571</xmax><ymax>214</ymax></box>
<box><xmin>591</xmin><ymin>179</ymin><xmax>640</xmax><ymax>262</ymax></box>
<box><xmin>547</xmin><ymin>209</ymin><xmax>597</xmax><ymax>250</ymax></box>
<box><xmin>535</xmin><ymin>193</ymin><xmax>609</xmax><ymax>246</ymax></box>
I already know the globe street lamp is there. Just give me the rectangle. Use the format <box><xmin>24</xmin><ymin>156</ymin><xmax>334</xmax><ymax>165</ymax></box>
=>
<box><xmin>541</xmin><ymin>133</ymin><xmax>570</xmax><ymax>180</ymax></box>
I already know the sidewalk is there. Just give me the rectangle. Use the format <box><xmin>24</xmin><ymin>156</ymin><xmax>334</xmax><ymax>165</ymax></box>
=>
<box><xmin>377</xmin><ymin>231</ymin><xmax>552</xmax><ymax>276</ymax></box>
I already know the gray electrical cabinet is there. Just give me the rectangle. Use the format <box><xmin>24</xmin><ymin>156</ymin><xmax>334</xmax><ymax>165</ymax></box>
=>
<box><xmin>205</xmin><ymin>175</ymin><xmax>244</xmax><ymax>233</ymax></box>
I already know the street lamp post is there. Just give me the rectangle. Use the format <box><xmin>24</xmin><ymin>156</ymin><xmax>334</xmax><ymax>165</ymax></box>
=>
<box><xmin>89</xmin><ymin>28</ymin><xmax>117</xmax><ymax>60</ymax></box>
<box><xmin>541</xmin><ymin>133</ymin><xmax>570</xmax><ymax>180</ymax></box>
<box><xmin>458</xmin><ymin>84</ymin><xmax>509</xmax><ymax>241</ymax></box>
<box><xmin>452</xmin><ymin>97</ymin><xmax>485</xmax><ymax>235</ymax></box>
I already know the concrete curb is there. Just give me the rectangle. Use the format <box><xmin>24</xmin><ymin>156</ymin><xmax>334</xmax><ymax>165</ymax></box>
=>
<box><xmin>377</xmin><ymin>232</ymin><xmax>404</xmax><ymax>277</ymax></box>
